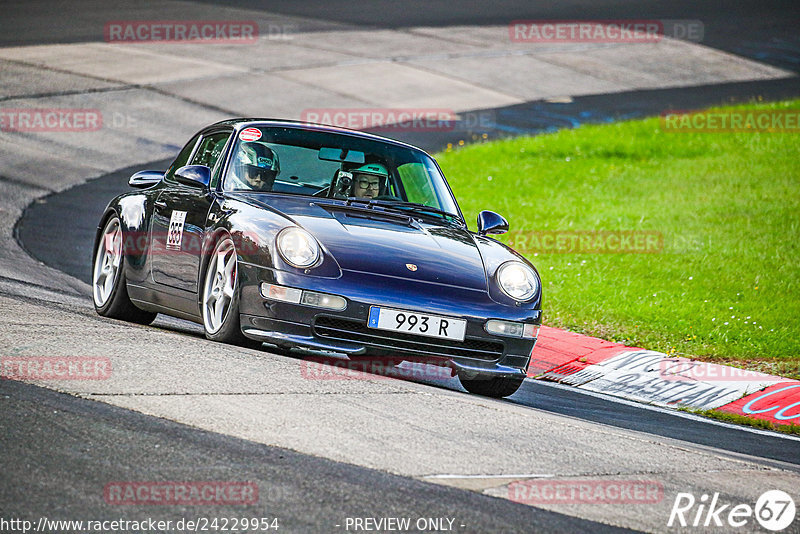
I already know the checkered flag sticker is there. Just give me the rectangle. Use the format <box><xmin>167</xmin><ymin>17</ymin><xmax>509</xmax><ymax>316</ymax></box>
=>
<box><xmin>166</xmin><ymin>210</ymin><xmax>187</xmax><ymax>250</ymax></box>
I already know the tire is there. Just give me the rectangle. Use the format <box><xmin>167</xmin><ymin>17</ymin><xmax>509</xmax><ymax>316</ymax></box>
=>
<box><xmin>458</xmin><ymin>372</ymin><xmax>525</xmax><ymax>398</ymax></box>
<box><xmin>201</xmin><ymin>234</ymin><xmax>260</xmax><ymax>348</ymax></box>
<box><xmin>92</xmin><ymin>215</ymin><xmax>157</xmax><ymax>325</ymax></box>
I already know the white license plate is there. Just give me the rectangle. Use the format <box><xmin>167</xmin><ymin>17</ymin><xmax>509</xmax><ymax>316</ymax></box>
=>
<box><xmin>368</xmin><ymin>306</ymin><xmax>467</xmax><ymax>341</ymax></box>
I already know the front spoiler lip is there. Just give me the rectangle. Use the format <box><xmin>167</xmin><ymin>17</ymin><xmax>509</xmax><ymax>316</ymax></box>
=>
<box><xmin>242</xmin><ymin>327</ymin><xmax>367</xmax><ymax>355</ymax></box>
<box><xmin>241</xmin><ymin>322</ymin><xmax>528</xmax><ymax>378</ymax></box>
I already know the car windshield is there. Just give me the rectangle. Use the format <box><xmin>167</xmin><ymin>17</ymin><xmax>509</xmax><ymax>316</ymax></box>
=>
<box><xmin>223</xmin><ymin>126</ymin><xmax>460</xmax><ymax>217</ymax></box>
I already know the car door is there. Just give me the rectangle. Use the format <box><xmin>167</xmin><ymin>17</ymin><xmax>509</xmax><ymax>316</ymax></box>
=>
<box><xmin>150</xmin><ymin>130</ymin><xmax>232</xmax><ymax>294</ymax></box>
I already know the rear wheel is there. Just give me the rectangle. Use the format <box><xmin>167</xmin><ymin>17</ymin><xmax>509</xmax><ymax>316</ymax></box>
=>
<box><xmin>92</xmin><ymin>215</ymin><xmax>157</xmax><ymax>324</ymax></box>
<box><xmin>458</xmin><ymin>372</ymin><xmax>524</xmax><ymax>398</ymax></box>
<box><xmin>202</xmin><ymin>235</ymin><xmax>260</xmax><ymax>348</ymax></box>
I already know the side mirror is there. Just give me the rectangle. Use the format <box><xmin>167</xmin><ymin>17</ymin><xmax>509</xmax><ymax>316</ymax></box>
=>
<box><xmin>128</xmin><ymin>170</ymin><xmax>164</xmax><ymax>189</ymax></box>
<box><xmin>175</xmin><ymin>165</ymin><xmax>211</xmax><ymax>189</ymax></box>
<box><xmin>477</xmin><ymin>210</ymin><xmax>509</xmax><ymax>236</ymax></box>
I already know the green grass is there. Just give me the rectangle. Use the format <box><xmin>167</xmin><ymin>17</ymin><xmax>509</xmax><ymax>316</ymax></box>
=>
<box><xmin>436</xmin><ymin>99</ymin><xmax>800</xmax><ymax>378</ymax></box>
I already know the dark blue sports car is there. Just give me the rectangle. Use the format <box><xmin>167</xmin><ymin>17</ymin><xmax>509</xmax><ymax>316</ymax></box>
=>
<box><xmin>92</xmin><ymin>119</ymin><xmax>542</xmax><ymax>397</ymax></box>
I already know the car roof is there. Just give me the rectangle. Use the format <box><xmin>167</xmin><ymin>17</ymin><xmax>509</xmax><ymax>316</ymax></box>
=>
<box><xmin>205</xmin><ymin>118</ymin><xmax>431</xmax><ymax>156</ymax></box>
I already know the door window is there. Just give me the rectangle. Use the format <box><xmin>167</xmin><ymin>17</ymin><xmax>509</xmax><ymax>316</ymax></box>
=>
<box><xmin>164</xmin><ymin>134</ymin><xmax>200</xmax><ymax>182</ymax></box>
<box><xmin>190</xmin><ymin>132</ymin><xmax>231</xmax><ymax>172</ymax></box>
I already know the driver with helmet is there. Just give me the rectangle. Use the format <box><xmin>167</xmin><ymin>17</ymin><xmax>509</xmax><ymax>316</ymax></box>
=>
<box><xmin>229</xmin><ymin>142</ymin><xmax>280</xmax><ymax>191</ymax></box>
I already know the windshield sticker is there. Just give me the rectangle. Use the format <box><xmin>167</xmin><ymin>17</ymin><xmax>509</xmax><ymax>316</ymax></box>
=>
<box><xmin>239</xmin><ymin>127</ymin><xmax>262</xmax><ymax>142</ymax></box>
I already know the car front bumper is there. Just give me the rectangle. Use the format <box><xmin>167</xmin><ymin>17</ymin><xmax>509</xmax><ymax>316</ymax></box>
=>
<box><xmin>237</xmin><ymin>263</ymin><xmax>540</xmax><ymax>378</ymax></box>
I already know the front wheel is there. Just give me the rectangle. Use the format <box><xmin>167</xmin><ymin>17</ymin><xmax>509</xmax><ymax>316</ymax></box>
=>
<box><xmin>92</xmin><ymin>215</ymin><xmax>156</xmax><ymax>325</ymax></box>
<box><xmin>201</xmin><ymin>235</ymin><xmax>259</xmax><ymax>348</ymax></box>
<box><xmin>458</xmin><ymin>373</ymin><xmax>524</xmax><ymax>398</ymax></box>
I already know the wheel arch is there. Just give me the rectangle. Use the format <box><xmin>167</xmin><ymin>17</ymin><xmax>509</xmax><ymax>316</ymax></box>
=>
<box><xmin>92</xmin><ymin>207</ymin><xmax>120</xmax><ymax>261</ymax></box>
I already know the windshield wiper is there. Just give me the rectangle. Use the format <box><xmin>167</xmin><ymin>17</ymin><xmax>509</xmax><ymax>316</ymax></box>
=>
<box><xmin>313</xmin><ymin>200</ymin><xmax>414</xmax><ymax>225</ymax></box>
<box><xmin>358</xmin><ymin>199</ymin><xmax>462</xmax><ymax>222</ymax></box>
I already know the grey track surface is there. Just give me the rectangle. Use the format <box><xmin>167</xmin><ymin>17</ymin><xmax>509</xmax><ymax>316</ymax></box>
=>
<box><xmin>203</xmin><ymin>0</ymin><xmax>800</xmax><ymax>72</ymax></box>
<box><xmin>0</xmin><ymin>379</ymin><xmax>632</xmax><ymax>534</ymax></box>
<box><xmin>377</xmin><ymin>77</ymin><xmax>800</xmax><ymax>152</ymax></box>
<box><xmin>3</xmin><ymin>0</ymin><xmax>798</xmax><ymax>73</ymax></box>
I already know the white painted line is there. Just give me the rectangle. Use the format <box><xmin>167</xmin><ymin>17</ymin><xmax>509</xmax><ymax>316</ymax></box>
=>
<box><xmin>423</xmin><ymin>474</ymin><xmax>554</xmax><ymax>479</ymax></box>
<box><xmin>526</xmin><ymin>378</ymin><xmax>800</xmax><ymax>442</ymax></box>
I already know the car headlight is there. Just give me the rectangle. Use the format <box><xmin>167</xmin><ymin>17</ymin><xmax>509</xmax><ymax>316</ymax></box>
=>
<box><xmin>496</xmin><ymin>261</ymin><xmax>539</xmax><ymax>301</ymax></box>
<box><xmin>276</xmin><ymin>227</ymin><xmax>320</xmax><ymax>268</ymax></box>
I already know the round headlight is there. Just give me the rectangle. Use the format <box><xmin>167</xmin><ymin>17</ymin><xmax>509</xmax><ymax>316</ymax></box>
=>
<box><xmin>496</xmin><ymin>261</ymin><xmax>539</xmax><ymax>301</ymax></box>
<box><xmin>276</xmin><ymin>227</ymin><xmax>320</xmax><ymax>268</ymax></box>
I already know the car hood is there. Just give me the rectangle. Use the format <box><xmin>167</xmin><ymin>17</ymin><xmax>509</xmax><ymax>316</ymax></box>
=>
<box><xmin>243</xmin><ymin>195</ymin><xmax>488</xmax><ymax>291</ymax></box>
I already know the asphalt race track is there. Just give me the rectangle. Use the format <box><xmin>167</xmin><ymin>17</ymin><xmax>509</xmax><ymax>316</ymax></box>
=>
<box><xmin>4</xmin><ymin>0</ymin><xmax>799</xmax><ymax>73</ymax></box>
<box><xmin>2</xmin><ymin>1</ymin><xmax>800</xmax><ymax>533</ymax></box>
<box><xmin>2</xmin><ymin>379</ymin><xmax>629</xmax><ymax>533</ymax></box>
<box><xmin>16</xmin><ymin>161</ymin><xmax>800</xmax><ymax>468</ymax></box>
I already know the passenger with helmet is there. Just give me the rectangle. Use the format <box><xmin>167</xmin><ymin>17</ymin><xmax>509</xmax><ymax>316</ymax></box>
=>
<box><xmin>229</xmin><ymin>142</ymin><xmax>280</xmax><ymax>191</ymax></box>
<box><xmin>333</xmin><ymin>162</ymin><xmax>390</xmax><ymax>199</ymax></box>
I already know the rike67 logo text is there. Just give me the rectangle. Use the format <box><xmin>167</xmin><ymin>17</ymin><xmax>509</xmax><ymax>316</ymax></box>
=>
<box><xmin>669</xmin><ymin>490</ymin><xmax>795</xmax><ymax>531</ymax></box>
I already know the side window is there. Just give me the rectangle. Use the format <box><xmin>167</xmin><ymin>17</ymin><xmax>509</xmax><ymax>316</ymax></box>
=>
<box><xmin>164</xmin><ymin>134</ymin><xmax>200</xmax><ymax>182</ymax></box>
<box><xmin>190</xmin><ymin>132</ymin><xmax>231</xmax><ymax>170</ymax></box>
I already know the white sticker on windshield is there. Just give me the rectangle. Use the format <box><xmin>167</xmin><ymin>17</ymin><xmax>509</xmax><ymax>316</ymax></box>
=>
<box><xmin>166</xmin><ymin>210</ymin><xmax>187</xmax><ymax>250</ymax></box>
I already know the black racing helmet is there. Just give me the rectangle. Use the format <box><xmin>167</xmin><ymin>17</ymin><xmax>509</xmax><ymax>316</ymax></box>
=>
<box><xmin>234</xmin><ymin>142</ymin><xmax>280</xmax><ymax>190</ymax></box>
